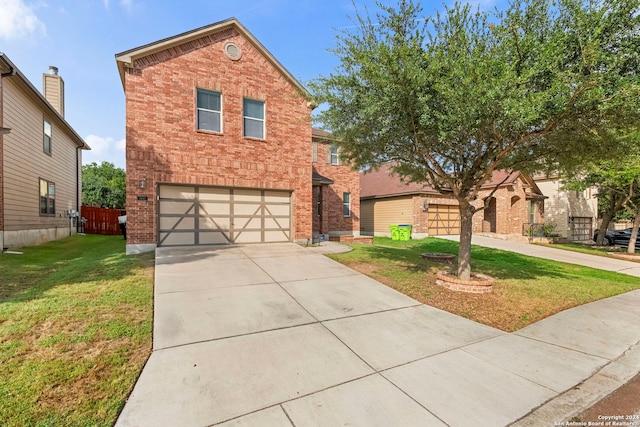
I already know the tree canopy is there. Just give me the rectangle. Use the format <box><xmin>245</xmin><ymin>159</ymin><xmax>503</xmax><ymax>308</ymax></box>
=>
<box><xmin>82</xmin><ymin>162</ymin><xmax>126</xmax><ymax>209</ymax></box>
<box><xmin>312</xmin><ymin>0</ymin><xmax>640</xmax><ymax>280</ymax></box>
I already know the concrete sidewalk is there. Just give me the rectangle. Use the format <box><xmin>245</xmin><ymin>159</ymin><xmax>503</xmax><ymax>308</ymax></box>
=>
<box><xmin>441</xmin><ymin>234</ymin><xmax>640</xmax><ymax>277</ymax></box>
<box><xmin>116</xmin><ymin>243</ymin><xmax>640</xmax><ymax>427</ymax></box>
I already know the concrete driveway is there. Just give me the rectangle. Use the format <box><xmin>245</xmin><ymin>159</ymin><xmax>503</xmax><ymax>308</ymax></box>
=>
<box><xmin>116</xmin><ymin>243</ymin><xmax>640</xmax><ymax>427</ymax></box>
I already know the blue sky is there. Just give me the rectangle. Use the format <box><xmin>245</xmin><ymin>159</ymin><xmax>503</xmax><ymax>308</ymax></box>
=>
<box><xmin>0</xmin><ymin>0</ymin><xmax>499</xmax><ymax>170</ymax></box>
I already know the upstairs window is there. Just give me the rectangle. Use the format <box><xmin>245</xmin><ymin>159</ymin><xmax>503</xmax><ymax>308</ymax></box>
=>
<box><xmin>197</xmin><ymin>89</ymin><xmax>222</xmax><ymax>132</ymax></box>
<box><xmin>243</xmin><ymin>98</ymin><xmax>265</xmax><ymax>139</ymax></box>
<box><xmin>312</xmin><ymin>141</ymin><xmax>318</xmax><ymax>163</ymax></box>
<box><xmin>40</xmin><ymin>179</ymin><xmax>55</xmax><ymax>215</ymax></box>
<box><xmin>43</xmin><ymin>118</ymin><xmax>52</xmax><ymax>154</ymax></box>
<box><xmin>343</xmin><ymin>192</ymin><xmax>351</xmax><ymax>217</ymax></box>
<box><xmin>329</xmin><ymin>145</ymin><xmax>339</xmax><ymax>165</ymax></box>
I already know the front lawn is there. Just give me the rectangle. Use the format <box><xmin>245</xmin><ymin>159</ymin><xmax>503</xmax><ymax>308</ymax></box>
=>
<box><xmin>534</xmin><ymin>242</ymin><xmax>640</xmax><ymax>263</ymax></box>
<box><xmin>0</xmin><ymin>235</ymin><xmax>154</xmax><ymax>427</ymax></box>
<box><xmin>329</xmin><ymin>237</ymin><xmax>640</xmax><ymax>332</ymax></box>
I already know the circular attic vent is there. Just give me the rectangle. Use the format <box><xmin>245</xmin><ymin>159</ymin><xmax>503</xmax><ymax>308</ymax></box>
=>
<box><xmin>224</xmin><ymin>42</ymin><xmax>242</xmax><ymax>60</ymax></box>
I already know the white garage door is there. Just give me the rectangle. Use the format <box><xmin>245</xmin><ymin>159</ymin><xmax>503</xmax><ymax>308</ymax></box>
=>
<box><xmin>158</xmin><ymin>185</ymin><xmax>292</xmax><ymax>246</ymax></box>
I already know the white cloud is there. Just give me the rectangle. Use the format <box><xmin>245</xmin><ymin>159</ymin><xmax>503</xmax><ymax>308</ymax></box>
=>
<box><xmin>103</xmin><ymin>0</ymin><xmax>109</xmax><ymax>10</ymax></box>
<box><xmin>83</xmin><ymin>135</ymin><xmax>126</xmax><ymax>169</ymax></box>
<box><xmin>119</xmin><ymin>0</ymin><xmax>133</xmax><ymax>11</ymax></box>
<box><xmin>0</xmin><ymin>0</ymin><xmax>46</xmax><ymax>40</ymax></box>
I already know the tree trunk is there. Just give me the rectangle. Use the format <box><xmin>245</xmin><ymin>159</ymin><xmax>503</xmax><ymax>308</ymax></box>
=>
<box><xmin>597</xmin><ymin>208</ymin><xmax>616</xmax><ymax>246</ymax></box>
<box><xmin>627</xmin><ymin>212</ymin><xmax>640</xmax><ymax>254</ymax></box>
<box><xmin>457</xmin><ymin>200</ymin><xmax>475</xmax><ymax>281</ymax></box>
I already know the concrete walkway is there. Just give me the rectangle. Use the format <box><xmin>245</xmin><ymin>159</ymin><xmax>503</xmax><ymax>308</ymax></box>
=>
<box><xmin>441</xmin><ymin>234</ymin><xmax>640</xmax><ymax>277</ymax></box>
<box><xmin>116</xmin><ymin>242</ymin><xmax>640</xmax><ymax>427</ymax></box>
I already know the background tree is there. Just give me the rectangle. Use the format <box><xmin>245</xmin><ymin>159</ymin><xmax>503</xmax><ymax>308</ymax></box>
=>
<box><xmin>563</xmin><ymin>146</ymin><xmax>640</xmax><ymax>246</ymax></box>
<box><xmin>312</xmin><ymin>0</ymin><xmax>640</xmax><ymax>280</ymax></box>
<box><xmin>82</xmin><ymin>162</ymin><xmax>126</xmax><ymax>209</ymax></box>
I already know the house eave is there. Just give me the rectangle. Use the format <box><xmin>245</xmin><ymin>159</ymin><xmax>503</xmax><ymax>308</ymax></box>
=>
<box><xmin>114</xmin><ymin>17</ymin><xmax>309</xmax><ymax>98</ymax></box>
<box><xmin>0</xmin><ymin>53</ymin><xmax>90</xmax><ymax>150</ymax></box>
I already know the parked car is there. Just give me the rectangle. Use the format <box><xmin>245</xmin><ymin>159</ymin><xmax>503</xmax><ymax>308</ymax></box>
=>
<box><xmin>594</xmin><ymin>228</ymin><xmax>640</xmax><ymax>248</ymax></box>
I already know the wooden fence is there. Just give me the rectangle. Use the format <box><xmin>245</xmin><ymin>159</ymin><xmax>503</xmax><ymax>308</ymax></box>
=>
<box><xmin>82</xmin><ymin>206</ymin><xmax>125</xmax><ymax>235</ymax></box>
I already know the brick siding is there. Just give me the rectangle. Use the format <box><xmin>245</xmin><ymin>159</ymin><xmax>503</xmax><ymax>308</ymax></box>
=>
<box><xmin>124</xmin><ymin>29</ymin><xmax>313</xmax><ymax>245</ymax></box>
<box><xmin>312</xmin><ymin>140</ymin><xmax>360</xmax><ymax>236</ymax></box>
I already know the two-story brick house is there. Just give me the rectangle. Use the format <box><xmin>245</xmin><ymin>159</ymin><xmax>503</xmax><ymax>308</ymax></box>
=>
<box><xmin>116</xmin><ymin>18</ymin><xmax>359</xmax><ymax>253</ymax></box>
<box><xmin>311</xmin><ymin>129</ymin><xmax>360</xmax><ymax>242</ymax></box>
<box><xmin>1</xmin><ymin>54</ymin><xmax>89</xmax><ymax>250</ymax></box>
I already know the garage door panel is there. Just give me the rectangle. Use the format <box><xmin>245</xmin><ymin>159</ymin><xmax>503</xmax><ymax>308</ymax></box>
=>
<box><xmin>159</xmin><ymin>216</ymin><xmax>195</xmax><ymax>230</ymax></box>
<box><xmin>265</xmin><ymin>204</ymin><xmax>290</xmax><ymax>216</ymax></box>
<box><xmin>159</xmin><ymin>186</ymin><xmax>195</xmax><ymax>199</ymax></box>
<box><xmin>235</xmin><ymin>217</ymin><xmax>262</xmax><ymax>229</ymax></box>
<box><xmin>264</xmin><ymin>191</ymin><xmax>290</xmax><ymax>203</ymax></box>
<box><xmin>199</xmin><ymin>187</ymin><xmax>231</xmax><ymax>201</ymax></box>
<box><xmin>264</xmin><ymin>218</ymin><xmax>289</xmax><ymax>228</ymax></box>
<box><xmin>199</xmin><ymin>216</ymin><xmax>231</xmax><ymax>230</ymax></box>
<box><xmin>160</xmin><ymin>201</ymin><xmax>194</xmax><ymax>215</ymax></box>
<box><xmin>235</xmin><ymin>204</ymin><xmax>261</xmax><ymax>215</ymax></box>
<box><xmin>199</xmin><ymin>202</ymin><xmax>230</xmax><ymax>215</ymax></box>
<box><xmin>234</xmin><ymin>189</ymin><xmax>262</xmax><ymax>201</ymax></box>
<box><xmin>158</xmin><ymin>185</ymin><xmax>291</xmax><ymax>246</ymax></box>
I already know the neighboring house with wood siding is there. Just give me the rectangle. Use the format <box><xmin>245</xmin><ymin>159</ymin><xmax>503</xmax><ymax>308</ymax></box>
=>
<box><xmin>0</xmin><ymin>54</ymin><xmax>89</xmax><ymax>250</ymax></box>
<box><xmin>115</xmin><ymin>18</ymin><xmax>360</xmax><ymax>252</ymax></box>
<box><xmin>360</xmin><ymin>163</ymin><xmax>545</xmax><ymax>239</ymax></box>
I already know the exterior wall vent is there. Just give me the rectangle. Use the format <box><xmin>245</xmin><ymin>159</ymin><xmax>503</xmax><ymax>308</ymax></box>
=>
<box><xmin>224</xmin><ymin>42</ymin><xmax>242</xmax><ymax>61</ymax></box>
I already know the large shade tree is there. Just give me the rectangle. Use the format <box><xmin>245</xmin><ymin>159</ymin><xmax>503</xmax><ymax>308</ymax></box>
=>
<box><xmin>82</xmin><ymin>162</ymin><xmax>126</xmax><ymax>209</ymax></box>
<box><xmin>312</xmin><ymin>0</ymin><xmax>640</xmax><ymax>280</ymax></box>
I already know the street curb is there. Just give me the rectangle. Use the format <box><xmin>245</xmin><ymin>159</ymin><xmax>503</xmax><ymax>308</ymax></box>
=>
<box><xmin>511</xmin><ymin>341</ymin><xmax>640</xmax><ymax>426</ymax></box>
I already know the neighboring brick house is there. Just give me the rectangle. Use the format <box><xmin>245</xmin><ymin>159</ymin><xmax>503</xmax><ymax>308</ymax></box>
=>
<box><xmin>360</xmin><ymin>163</ymin><xmax>545</xmax><ymax>238</ymax></box>
<box><xmin>311</xmin><ymin>129</ymin><xmax>360</xmax><ymax>241</ymax></box>
<box><xmin>533</xmin><ymin>173</ymin><xmax>598</xmax><ymax>241</ymax></box>
<box><xmin>0</xmin><ymin>54</ymin><xmax>89</xmax><ymax>250</ymax></box>
<box><xmin>116</xmin><ymin>18</ymin><xmax>358</xmax><ymax>252</ymax></box>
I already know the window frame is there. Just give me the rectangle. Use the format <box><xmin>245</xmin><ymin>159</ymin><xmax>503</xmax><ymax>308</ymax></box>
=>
<box><xmin>43</xmin><ymin>117</ymin><xmax>52</xmax><ymax>154</ymax></box>
<box><xmin>329</xmin><ymin>145</ymin><xmax>339</xmax><ymax>165</ymax></box>
<box><xmin>39</xmin><ymin>178</ymin><xmax>56</xmax><ymax>216</ymax></box>
<box><xmin>343</xmin><ymin>192</ymin><xmax>351</xmax><ymax>217</ymax></box>
<box><xmin>243</xmin><ymin>98</ymin><xmax>265</xmax><ymax>139</ymax></box>
<box><xmin>196</xmin><ymin>88</ymin><xmax>223</xmax><ymax>133</ymax></box>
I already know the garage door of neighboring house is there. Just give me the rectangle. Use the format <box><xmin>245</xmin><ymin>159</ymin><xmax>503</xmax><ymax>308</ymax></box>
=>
<box><xmin>428</xmin><ymin>205</ymin><xmax>461</xmax><ymax>235</ymax></box>
<box><xmin>570</xmin><ymin>217</ymin><xmax>592</xmax><ymax>242</ymax></box>
<box><xmin>158</xmin><ymin>185</ymin><xmax>292</xmax><ymax>246</ymax></box>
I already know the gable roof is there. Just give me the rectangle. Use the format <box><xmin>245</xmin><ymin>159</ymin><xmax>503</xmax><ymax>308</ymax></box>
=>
<box><xmin>360</xmin><ymin>163</ymin><xmax>543</xmax><ymax>199</ymax></box>
<box><xmin>115</xmin><ymin>17</ymin><xmax>309</xmax><ymax>96</ymax></box>
<box><xmin>0</xmin><ymin>53</ymin><xmax>89</xmax><ymax>150</ymax></box>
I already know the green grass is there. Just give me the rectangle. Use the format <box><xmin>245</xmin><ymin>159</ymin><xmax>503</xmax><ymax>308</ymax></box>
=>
<box><xmin>534</xmin><ymin>242</ymin><xmax>640</xmax><ymax>262</ymax></box>
<box><xmin>0</xmin><ymin>235</ymin><xmax>154</xmax><ymax>427</ymax></box>
<box><xmin>329</xmin><ymin>237</ymin><xmax>640</xmax><ymax>331</ymax></box>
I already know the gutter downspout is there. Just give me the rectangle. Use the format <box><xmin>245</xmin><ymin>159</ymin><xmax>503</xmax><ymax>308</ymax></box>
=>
<box><xmin>76</xmin><ymin>146</ymin><xmax>81</xmax><ymax>233</ymax></box>
<box><xmin>1</xmin><ymin>64</ymin><xmax>17</xmax><ymax>251</ymax></box>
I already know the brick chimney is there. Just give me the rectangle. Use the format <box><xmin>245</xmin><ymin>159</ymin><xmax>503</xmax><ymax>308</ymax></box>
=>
<box><xmin>43</xmin><ymin>65</ymin><xmax>64</xmax><ymax>117</ymax></box>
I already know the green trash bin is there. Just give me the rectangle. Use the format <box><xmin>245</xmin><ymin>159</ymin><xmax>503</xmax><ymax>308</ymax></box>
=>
<box><xmin>398</xmin><ymin>224</ymin><xmax>412</xmax><ymax>241</ymax></box>
<box><xmin>390</xmin><ymin>224</ymin><xmax>400</xmax><ymax>240</ymax></box>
